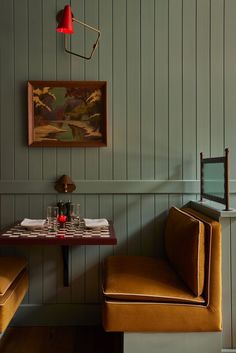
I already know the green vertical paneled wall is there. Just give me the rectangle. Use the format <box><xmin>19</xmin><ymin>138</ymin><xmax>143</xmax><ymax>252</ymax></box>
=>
<box><xmin>0</xmin><ymin>0</ymin><xmax>236</xmax><ymax>332</ymax></box>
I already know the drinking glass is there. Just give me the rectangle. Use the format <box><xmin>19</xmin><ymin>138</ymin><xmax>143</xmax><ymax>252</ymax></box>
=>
<box><xmin>47</xmin><ymin>206</ymin><xmax>59</xmax><ymax>232</ymax></box>
<box><xmin>70</xmin><ymin>203</ymin><xmax>80</xmax><ymax>228</ymax></box>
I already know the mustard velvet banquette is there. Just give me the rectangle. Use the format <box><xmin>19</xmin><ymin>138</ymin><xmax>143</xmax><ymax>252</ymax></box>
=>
<box><xmin>102</xmin><ymin>207</ymin><xmax>222</xmax><ymax>336</ymax></box>
<box><xmin>0</xmin><ymin>256</ymin><xmax>28</xmax><ymax>333</ymax></box>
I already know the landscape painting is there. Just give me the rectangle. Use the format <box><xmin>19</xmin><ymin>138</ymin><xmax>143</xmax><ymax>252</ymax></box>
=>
<box><xmin>28</xmin><ymin>81</ymin><xmax>107</xmax><ymax>147</ymax></box>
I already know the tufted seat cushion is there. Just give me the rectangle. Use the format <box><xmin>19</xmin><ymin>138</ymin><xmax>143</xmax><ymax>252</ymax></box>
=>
<box><xmin>103</xmin><ymin>256</ymin><xmax>204</xmax><ymax>304</ymax></box>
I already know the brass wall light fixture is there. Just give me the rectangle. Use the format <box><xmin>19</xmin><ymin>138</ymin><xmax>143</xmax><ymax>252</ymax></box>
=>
<box><xmin>56</xmin><ymin>4</ymin><xmax>101</xmax><ymax>60</ymax></box>
<box><xmin>55</xmin><ymin>175</ymin><xmax>76</xmax><ymax>193</ymax></box>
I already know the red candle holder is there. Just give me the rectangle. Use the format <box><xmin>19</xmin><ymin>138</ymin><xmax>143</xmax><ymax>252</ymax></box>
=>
<box><xmin>58</xmin><ymin>214</ymin><xmax>67</xmax><ymax>228</ymax></box>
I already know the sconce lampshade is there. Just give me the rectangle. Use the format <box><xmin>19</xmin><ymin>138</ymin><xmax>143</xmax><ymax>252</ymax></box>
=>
<box><xmin>56</xmin><ymin>5</ymin><xmax>74</xmax><ymax>34</ymax></box>
<box><xmin>55</xmin><ymin>175</ymin><xmax>76</xmax><ymax>193</ymax></box>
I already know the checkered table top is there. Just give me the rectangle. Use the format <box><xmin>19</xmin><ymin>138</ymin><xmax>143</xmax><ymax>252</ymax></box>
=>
<box><xmin>0</xmin><ymin>221</ymin><xmax>117</xmax><ymax>245</ymax></box>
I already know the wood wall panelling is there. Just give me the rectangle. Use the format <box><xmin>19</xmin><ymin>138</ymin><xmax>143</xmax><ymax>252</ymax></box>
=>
<box><xmin>127</xmin><ymin>194</ymin><xmax>141</xmax><ymax>256</ymax></box>
<box><xmin>210</xmin><ymin>0</ymin><xmax>224</xmax><ymax>155</ymax></box>
<box><xmin>196</xmin><ymin>0</ymin><xmax>210</xmax><ymax>174</ymax></box>
<box><xmin>168</xmin><ymin>194</ymin><xmax>183</xmax><ymax>210</ymax></box>
<box><xmin>113</xmin><ymin>0</ymin><xmax>127</xmax><ymax>180</ymax></box>
<box><xmin>1</xmin><ymin>195</ymin><xmax>15</xmax><ymax>230</ymax></box>
<box><xmin>155</xmin><ymin>0</ymin><xmax>169</xmax><ymax>180</ymax></box>
<box><xmin>154</xmin><ymin>194</ymin><xmax>169</xmax><ymax>258</ymax></box>
<box><xmin>71</xmin><ymin>0</ymin><xmax>86</xmax><ymax>181</ymax></box>
<box><xmin>182</xmin><ymin>0</ymin><xmax>197</xmax><ymax>180</ymax></box>
<box><xmin>1</xmin><ymin>0</ymin><xmax>14</xmax><ymax>181</ymax></box>
<box><xmin>14</xmin><ymin>0</ymin><xmax>29</xmax><ymax>180</ymax></box>
<box><xmin>169</xmin><ymin>0</ymin><xmax>183</xmax><ymax>181</ymax></box>
<box><xmin>113</xmin><ymin>195</ymin><xmax>127</xmax><ymax>256</ymax></box>
<box><xmin>84</xmin><ymin>0</ymin><xmax>99</xmax><ymax>181</ymax></box>
<box><xmin>0</xmin><ymin>179</ymin><xmax>202</xmax><ymax>194</ymax></box>
<box><xmin>0</xmin><ymin>0</ymin><xmax>235</xmax><ymax>338</ymax></box>
<box><xmin>141</xmin><ymin>0</ymin><xmax>155</xmax><ymax>180</ymax></box>
<box><xmin>28</xmin><ymin>0</ymin><xmax>43</xmax><ymax>180</ymax></box>
<box><xmin>127</xmin><ymin>0</ymin><xmax>141</xmax><ymax>180</ymax></box>
<box><xmin>225</xmin><ymin>0</ymin><xmax>236</xmax><ymax>179</ymax></box>
<box><xmin>71</xmin><ymin>0</ymin><xmax>85</xmax><ymax>82</ymax></box>
<box><xmin>42</xmin><ymin>0</ymin><xmax>57</xmax><ymax>180</ymax></box>
<box><xmin>0</xmin><ymin>196</ymin><xmax>16</xmax><ymax>268</ymax></box>
<box><xmin>98</xmin><ymin>0</ymin><xmax>113</xmax><ymax>180</ymax></box>
<box><xmin>141</xmin><ymin>194</ymin><xmax>155</xmax><ymax>257</ymax></box>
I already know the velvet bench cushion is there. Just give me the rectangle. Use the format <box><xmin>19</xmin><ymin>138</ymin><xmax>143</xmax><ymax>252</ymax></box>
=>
<box><xmin>165</xmin><ymin>207</ymin><xmax>205</xmax><ymax>296</ymax></box>
<box><xmin>102</xmin><ymin>256</ymin><xmax>208</xmax><ymax>333</ymax></box>
<box><xmin>102</xmin><ymin>207</ymin><xmax>222</xmax><ymax>332</ymax></box>
<box><xmin>0</xmin><ymin>256</ymin><xmax>28</xmax><ymax>333</ymax></box>
<box><xmin>103</xmin><ymin>256</ymin><xmax>204</xmax><ymax>304</ymax></box>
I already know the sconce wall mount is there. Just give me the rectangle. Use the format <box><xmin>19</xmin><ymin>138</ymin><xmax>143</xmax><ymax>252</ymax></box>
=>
<box><xmin>55</xmin><ymin>175</ymin><xmax>76</xmax><ymax>193</ymax></box>
<box><xmin>56</xmin><ymin>4</ymin><xmax>101</xmax><ymax>60</ymax></box>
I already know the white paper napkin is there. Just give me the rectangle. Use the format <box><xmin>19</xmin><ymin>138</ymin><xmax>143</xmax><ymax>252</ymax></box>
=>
<box><xmin>21</xmin><ymin>218</ymin><xmax>46</xmax><ymax>229</ymax></box>
<box><xmin>83</xmin><ymin>218</ymin><xmax>109</xmax><ymax>228</ymax></box>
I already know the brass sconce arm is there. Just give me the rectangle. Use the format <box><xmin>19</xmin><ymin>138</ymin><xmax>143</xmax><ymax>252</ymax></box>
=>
<box><xmin>56</xmin><ymin>5</ymin><xmax>101</xmax><ymax>60</ymax></box>
<box><xmin>64</xmin><ymin>18</ymin><xmax>101</xmax><ymax>60</ymax></box>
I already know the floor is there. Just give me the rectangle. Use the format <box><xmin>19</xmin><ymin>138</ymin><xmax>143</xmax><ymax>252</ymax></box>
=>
<box><xmin>0</xmin><ymin>326</ymin><xmax>123</xmax><ymax>353</ymax></box>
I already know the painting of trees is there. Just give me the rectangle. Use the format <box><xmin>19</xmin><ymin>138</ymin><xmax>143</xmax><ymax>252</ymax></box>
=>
<box><xmin>28</xmin><ymin>81</ymin><xmax>107</xmax><ymax>147</ymax></box>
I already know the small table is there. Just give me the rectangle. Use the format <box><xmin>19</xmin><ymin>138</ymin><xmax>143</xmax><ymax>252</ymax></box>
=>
<box><xmin>0</xmin><ymin>221</ymin><xmax>117</xmax><ymax>286</ymax></box>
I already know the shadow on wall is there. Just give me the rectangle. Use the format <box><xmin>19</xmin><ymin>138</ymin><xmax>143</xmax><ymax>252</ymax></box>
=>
<box><xmin>126</xmin><ymin>209</ymin><xmax>168</xmax><ymax>259</ymax></box>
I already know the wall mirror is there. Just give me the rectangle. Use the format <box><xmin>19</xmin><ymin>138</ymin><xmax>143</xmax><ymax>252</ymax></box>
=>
<box><xmin>200</xmin><ymin>148</ymin><xmax>230</xmax><ymax>210</ymax></box>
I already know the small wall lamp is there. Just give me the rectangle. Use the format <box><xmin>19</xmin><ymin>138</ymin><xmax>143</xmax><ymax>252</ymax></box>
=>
<box><xmin>55</xmin><ymin>175</ymin><xmax>76</xmax><ymax>193</ymax></box>
<box><xmin>56</xmin><ymin>4</ymin><xmax>101</xmax><ymax>60</ymax></box>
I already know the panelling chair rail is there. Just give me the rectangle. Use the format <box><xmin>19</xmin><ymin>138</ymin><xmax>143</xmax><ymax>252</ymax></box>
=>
<box><xmin>0</xmin><ymin>256</ymin><xmax>28</xmax><ymax>333</ymax></box>
<box><xmin>102</xmin><ymin>207</ymin><xmax>222</xmax><ymax>353</ymax></box>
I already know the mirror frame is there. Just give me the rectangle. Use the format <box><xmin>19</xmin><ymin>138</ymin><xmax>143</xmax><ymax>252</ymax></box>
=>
<box><xmin>200</xmin><ymin>148</ymin><xmax>229</xmax><ymax>211</ymax></box>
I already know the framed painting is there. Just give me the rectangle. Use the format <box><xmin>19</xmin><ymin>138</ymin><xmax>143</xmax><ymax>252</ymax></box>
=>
<box><xmin>28</xmin><ymin>80</ymin><xmax>107</xmax><ymax>147</ymax></box>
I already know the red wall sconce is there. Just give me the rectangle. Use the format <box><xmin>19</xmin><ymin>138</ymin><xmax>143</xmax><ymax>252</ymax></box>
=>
<box><xmin>56</xmin><ymin>4</ymin><xmax>101</xmax><ymax>60</ymax></box>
